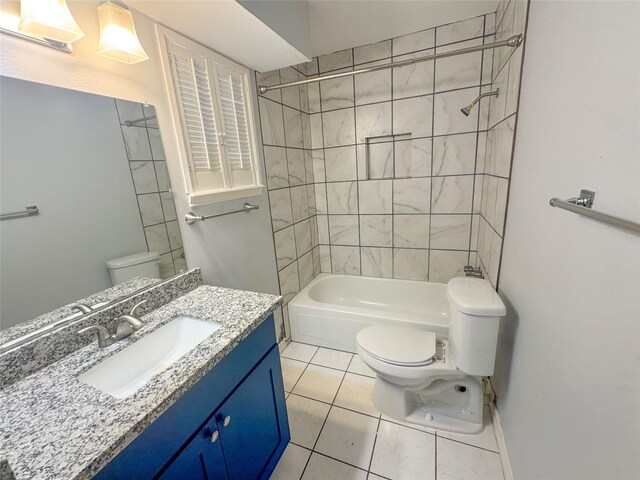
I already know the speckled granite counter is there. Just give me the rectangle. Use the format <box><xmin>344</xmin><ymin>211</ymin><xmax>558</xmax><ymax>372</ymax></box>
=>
<box><xmin>0</xmin><ymin>285</ymin><xmax>282</xmax><ymax>480</ymax></box>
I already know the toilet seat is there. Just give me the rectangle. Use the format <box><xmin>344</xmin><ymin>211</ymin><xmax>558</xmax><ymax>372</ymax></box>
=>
<box><xmin>356</xmin><ymin>325</ymin><xmax>437</xmax><ymax>367</ymax></box>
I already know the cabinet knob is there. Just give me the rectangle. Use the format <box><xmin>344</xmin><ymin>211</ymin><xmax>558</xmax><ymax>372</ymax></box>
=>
<box><xmin>223</xmin><ymin>415</ymin><xmax>231</xmax><ymax>427</ymax></box>
<box><xmin>210</xmin><ymin>430</ymin><xmax>219</xmax><ymax>443</ymax></box>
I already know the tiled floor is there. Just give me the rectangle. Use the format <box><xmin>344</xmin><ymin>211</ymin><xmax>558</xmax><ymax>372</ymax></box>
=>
<box><xmin>272</xmin><ymin>342</ymin><xmax>505</xmax><ymax>480</ymax></box>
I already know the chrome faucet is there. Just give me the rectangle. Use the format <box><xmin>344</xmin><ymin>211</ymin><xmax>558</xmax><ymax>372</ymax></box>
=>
<box><xmin>464</xmin><ymin>265</ymin><xmax>484</xmax><ymax>279</ymax></box>
<box><xmin>78</xmin><ymin>300</ymin><xmax>146</xmax><ymax>348</ymax></box>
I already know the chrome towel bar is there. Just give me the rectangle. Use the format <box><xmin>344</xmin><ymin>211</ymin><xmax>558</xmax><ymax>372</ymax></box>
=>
<box><xmin>0</xmin><ymin>205</ymin><xmax>40</xmax><ymax>221</ymax></box>
<box><xmin>185</xmin><ymin>203</ymin><xmax>259</xmax><ymax>225</ymax></box>
<box><xmin>549</xmin><ymin>190</ymin><xmax>640</xmax><ymax>235</ymax></box>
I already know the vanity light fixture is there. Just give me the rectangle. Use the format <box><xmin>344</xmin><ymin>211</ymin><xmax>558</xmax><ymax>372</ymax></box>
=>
<box><xmin>97</xmin><ymin>2</ymin><xmax>148</xmax><ymax>64</ymax></box>
<box><xmin>18</xmin><ymin>0</ymin><xmax>84</xmax><ymax>43</ymax></box>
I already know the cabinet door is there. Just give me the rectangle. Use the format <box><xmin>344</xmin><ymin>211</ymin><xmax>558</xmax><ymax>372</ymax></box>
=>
<box><xmin>158</xmin><ymin>423</ymin><xmax>228</xmax><ymax>480</ymax></box>
<box><xmin>216</xmin><ymin>347</ymin><xmax>286</xmax><ymax>480</ymax></box>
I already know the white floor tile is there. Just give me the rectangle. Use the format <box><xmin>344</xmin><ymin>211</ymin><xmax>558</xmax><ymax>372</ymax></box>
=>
<box><xmin>367</xmin><ymin>474</ymin><xmax>388</xmax><ymax>480</ymax></box>
<box><xmin>270</xmin><ymin>443</ymin><xmax>311</xmax><ymax>480</ymax></box>
<box><xmin>315</xmin><ymin>406</ymin><xmax>379</xmax><ymax>470</ymax></box>
<box><xmin>281</xmin><ymin>358</ymin><xmax>308</xmax><ymax>392</ymax></box>
<box><xmin>311</xmin><ymin>347</ymin><xmax>354</xmax><ymax>370</ymax></box>
<box><xmin>348</xmin><ymin>355</ymin><xmax>376</xmax><ymax>377</ymax></box>
<box><xmin>302</xmin><ymin>453</ymin><xmax>368</xmax><ymax>480</ymax></box>
<box><xmin>292</xmin><ymin>364</ymin><xmax>345</xmax><ymax>403</ymax></box>
<box><xmin>286</xmin><ymin>394</ymin><xmax>331</xmax><ymax>449</ymax></box>
<box><xmin>334</xmin><ymin>373</ymin><xmax>380</xmax><ymax>417</ymax></box>
<box><xmin>437</xmin><ymin>437</ymin><xmax>503</xmax><ymax>480</ymax></box>
<box><xmin>436</xmin><ymin>406</ymin><xmax>499</xmax><ymax>452</ymax></box>
<box><xmin>370</xmin><ymin>420</ymin><xmax>435</xmax><ymax>480</ymax></box>
<box><xmin>282</xmin><ymin>342</ymin><xmax>319</xmax><ymax>362</ymax></box>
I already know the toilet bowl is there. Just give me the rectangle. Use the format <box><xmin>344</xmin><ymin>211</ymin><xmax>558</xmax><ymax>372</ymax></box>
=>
<box><xmin>356</xmin><ymin>277</ymin><xmax>506</xmax><ymax>434</ymax></box>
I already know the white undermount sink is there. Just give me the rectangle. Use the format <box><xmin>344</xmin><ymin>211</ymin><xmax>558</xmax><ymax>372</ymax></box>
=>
<box><xmin>78</xmin><ymin>316</ymin><xmax>221</xmax><ymax>399</ymax></box>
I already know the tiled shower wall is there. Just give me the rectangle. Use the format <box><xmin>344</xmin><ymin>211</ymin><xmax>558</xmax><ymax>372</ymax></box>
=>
<box><xmin>115</xmin><ymin>101</ymin><xmax>187</xmax><ymax>278</ymax></box>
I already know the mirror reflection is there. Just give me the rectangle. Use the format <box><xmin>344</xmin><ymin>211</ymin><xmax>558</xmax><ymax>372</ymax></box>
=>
<box><xmin>0</xmin><ymin>76</ymin><xmax>185</xmax><ymax>330</ymax></box>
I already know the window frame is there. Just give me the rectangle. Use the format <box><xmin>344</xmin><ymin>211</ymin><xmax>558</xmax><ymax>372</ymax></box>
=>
<box><xmin>156</xmin><ymin>25</ymin><xmax>264</xmax><ymax>206</ymax></box>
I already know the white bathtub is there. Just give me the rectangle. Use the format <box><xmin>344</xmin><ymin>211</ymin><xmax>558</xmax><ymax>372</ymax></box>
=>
<box><xmin>288</xmin><ymin>273</ymin><xmax>451</xmax><ymax>353</ymax></box>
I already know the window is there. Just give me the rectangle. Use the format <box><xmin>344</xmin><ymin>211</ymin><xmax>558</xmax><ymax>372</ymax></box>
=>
<box><xmin>157</xmin><ymin>26</ymin><xmax>262</xmax><ymax>205</ymax></box>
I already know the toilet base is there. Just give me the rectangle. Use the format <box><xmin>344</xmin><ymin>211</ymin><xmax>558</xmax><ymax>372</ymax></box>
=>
<box><xmin>372</xmin><ymin>375</ymin><xmax>485</xmax><ymax>434</ymax></box>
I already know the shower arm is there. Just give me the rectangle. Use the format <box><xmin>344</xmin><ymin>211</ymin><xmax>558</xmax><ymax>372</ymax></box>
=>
<box><xmin>467</xmin><ymin>89</ymin><xmax>500</xmax><ymax>108</ymax></box>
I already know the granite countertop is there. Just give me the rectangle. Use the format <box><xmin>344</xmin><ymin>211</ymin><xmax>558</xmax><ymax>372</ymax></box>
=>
<box><xmin>0</xmin><ymin>285</ymin><xmax>282</xmax><ymax>480</ymax></box>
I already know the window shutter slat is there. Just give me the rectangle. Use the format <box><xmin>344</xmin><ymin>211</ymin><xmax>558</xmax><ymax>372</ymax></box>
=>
<box><xmin>217</xmin><ymin>68</ymin><xmax>252</xmax><ymax>171</ymax></box>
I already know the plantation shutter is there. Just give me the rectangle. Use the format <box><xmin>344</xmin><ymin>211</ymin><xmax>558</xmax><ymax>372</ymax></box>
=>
<box><xmin>217</xmin><ymin>67</ymin><xmax>252</xmax><ymax>171</ymax></box>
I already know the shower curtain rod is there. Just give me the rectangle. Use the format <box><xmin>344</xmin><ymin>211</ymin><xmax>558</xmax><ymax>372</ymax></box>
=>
<box><xmin>258</xmin><ymin>34</ymin><xmax>523</xmax><ymax>94</ymax></box>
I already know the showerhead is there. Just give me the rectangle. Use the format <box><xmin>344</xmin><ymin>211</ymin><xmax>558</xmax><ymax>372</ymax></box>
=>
<box><xmin>460</xmin><ymin>106</ymin><xmax>472</xmax><ymax>116</ymax></box>
<box><xmin>460</xmin><ymin>88</ymin><xmax>500</xmax><ymax>116</ymax></box>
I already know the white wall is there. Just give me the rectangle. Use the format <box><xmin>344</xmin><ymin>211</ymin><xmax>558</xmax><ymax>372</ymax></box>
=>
<box><xmin>494</xmin><ymin>2</ymin><xmax>640</xmax><ymax>479</ymax></box>
<box><xmin>0</xmin><ymin>1</ymin><xmax>280</xmax><ymax>296</ymax></box>
<box><xmin>0</xmin><ymin>77</ymin><xmax>147</xmax><ymax>326</ymax></box>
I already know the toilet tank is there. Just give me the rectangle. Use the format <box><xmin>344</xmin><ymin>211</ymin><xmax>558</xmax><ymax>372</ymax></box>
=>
<box><xmin>446</xmin><ymin>277</ymin><xmax>506</xmax><ymax>376</ymax></box>
<box><xmin>106</xmin><ymin>252</ymin><xmax>160</xmax><ymax>286</ymax></box>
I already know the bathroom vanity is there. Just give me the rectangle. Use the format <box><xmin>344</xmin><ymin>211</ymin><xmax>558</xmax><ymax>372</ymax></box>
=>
<box><xmin>0</xmin><ymin>271</ymin><xmax>288</xmax><ymax>480</ymax></box>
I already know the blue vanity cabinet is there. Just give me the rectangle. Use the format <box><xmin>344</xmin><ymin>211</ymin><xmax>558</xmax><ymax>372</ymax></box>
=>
<box><xmin>93</xmin><ymin>315</ymin><xmax>289</xmax><ymax>480</ymax></box>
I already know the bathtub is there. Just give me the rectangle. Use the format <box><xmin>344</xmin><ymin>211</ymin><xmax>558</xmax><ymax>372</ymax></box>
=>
<box><xmin>288</xmin><ymin>273</ymin><xmax>450</xmax><ymax>353</ymax></box>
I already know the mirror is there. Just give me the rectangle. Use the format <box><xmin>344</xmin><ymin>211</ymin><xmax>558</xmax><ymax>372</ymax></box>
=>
<box><xmin>0</xmin><ymin>76</ymin><xmax>186</xmax><ymax>332</ymax></box>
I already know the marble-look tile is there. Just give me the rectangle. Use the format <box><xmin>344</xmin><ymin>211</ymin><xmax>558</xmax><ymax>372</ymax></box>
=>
<box><xmin>393</xmin><ymin>60</ymin><xmax>434</xmax><ymax>99</ymax></box>
<box><xmin>274</xmin><ymin>306</ymin><xmax>285</xmax><ymax>342</ymax></box>
<box><xmin>491</xmin><ymin>115</ymin><xmax>515</xmax><ymax>178</ymax></box>
<box><xmin>130</xmin><ymin>161</ymin><xmax>158</xmax><ymax>194</ymax></box>
<box><xmin>287</xmin><ymin>148</ymin><xmax>306</xmax><ymax>186</ymax></box>
<box><xmin>280</xmin><ymin>67</ymin><xmax>301</xmax><ymax>110</ymax></box>
<box><xmin>302</xmin><ymin>454</ymin><xmax>367</xmax><ymax>480</ymax></box>
<box><xmin>148</xmin><ymin>128</ymin><xmax>166</xmax><ymax>161</ymax></box>
<box><xmin>307</xmin><ymin>184</ymin><xmax>317</xmax><ymax>216</ymax></box>
<box><xmin>494</xmin><ymin>177</ymin><xmax>509</xmax><ymax>235</ymax></box>
<box><xmin>259</xmin><ymin>97</ymin><xmax>285</xmax><ymax>146</ymax></box>
<box><xmin>312</xmin><ymin>149</ymin><xmax>326</xmax><ymax>183</ymax></box>
<box><xmin>304</xmin><ymin>150</ymin><xmax>314</xmax><ymax>183</ymax></box>
<box><xmin>319</xmin><ymin>48</ymin><xmax>353</xmax><ymax>73</ymax></box>
<box><xmin>308</xmin><ymin>82</ymin><xmax>321</xmax><ymax>113</ymax></box>
<box><xmin>291</xmin><ymin>185</ymin><xmax>310</xmax><ymax>223</ymax></box>
<box><xmin>331</xmin><ymin>246</ymin><xmax>361</xmax><ymax>275</ymax></box>
<box><xmin>327</xmin><ymin>181</ymin><xmax>358</xmax><ymax>214</ymax></box>
<box><xmin>274</xmin><ymin>226</ymin><xmax>297</xmax><ymax>270</ymax></box>
<box><xmin>360</xmin><ymin>215</ymin><xmax>392</xmax><ymax>247</ymax></box>
<box><xmin>428</xmin><ymin>250</ymin><xmax>468</xmax><ymax>282</ymax></box>
<box><xmin>310</xmin><ymin>113</ymin><xmax>324</xmax><ymax>149</ymax></box>
<box><xmin>311</xmin><ymin>347</ymin><xmax>353</xmax><ymax>370</ymax></box>
<box><xmin>393</xmin><ymin>96</ymin><xmax>433</xmax><ymax>138</ymax></box>
<box><xmin>355</xmin><ymin>70</ymin><xmax>392</xmax><ymax>105</ymax></box>
<box><xmin>437</xmin><ymin>437</ymin><xmax>504</xmax><ymax>480</ymax></box>
<box><xmin>430</xmin><ymin>214</ymin><xmax>472</xmax><ymax>250</ymax></box>
<box><xmin>347</xmin><ymin>355</ymin><xmax>375</xmax><ymax>377</ymax></box>
<box><xmin>437</xmin><ymin>16</ymin><xmax>485</xmax><ymax>45</ymax></box>
<box><xmin>312</xmin><ymin>246</ymin><xmax>321</xmax><ymax>276</ymax></box>
<box><xmin>270</xmin><ymin>442</ymin><xmax>311</xmax><ymax>480</ymax></box>
<box><xmin>355</xmin><ymin>39</ymin><xmax>391</xmax><ymax>64</ymax></box>
<box><xmin>323</xmin><ymin>108</ymin><xmax>356</xmax><ymax>147</ymax></box>
<box><xmin>286</xmin><ymin>394</ymin><xmax>330</xmax><ymax>449</ymax></box>
<box><xmin>393</xmin><ymin>28</ymin><xmax>435</xmax><ymax>56</ymax></box>
<box><xmin>295</xmin><ymin>219</ymin><xmax>313</xmax><ymax>255</ymax></box>
<box><xmin>370</xmin><ymin>420</ymin><xmax>436</xmax><ymax>480</ymax></box>
<box><xmin>325</xmin><ymin>146</ymin><xmax>357</xmax><ymax>181</ymax></box>
<box><xmin>321</xmin><ymin>76</ymin><xmax>355</xmax><ymax>111</ymax></box>
<box><xmin>393</xmin><ymin>178</ymin><xmax>431</xmax><ymax>213</ymax></box>
<box><xmin>154</xmin><ymin>161</ymin><xmax>170</xmax><ymax>191</ymax></box>
<box><xmin>166</xmin><ymin>221</ymin><xmax>182</xmax><ymax>250</ymax></box>
<box><xmin>356</xmin><ymin>102</ymin><xmax>392</xmax><ymax>144</ymax></box>
<box><xmin>122</xmin><ymin>125</ymin><xmax>152</xmax><ymax>160</ymax></box>
<box><xmin>316</xmin><ymin>214</ymin><xmax>330</xmax><ymax>244</ymax></box>
<box><xmin>433</xmin><ymin>133</ymin><xmax>477</xmax><ymax>176</ymax></box>
<box><xmin>505</xmin><ymin>49</ymin><xmax>523</xmax><ymax>118</ymax></box>
<box><xmin>431</xmin><ymin>175</ymin><xmax>474</xmax><ymax>213</ymax></box>
<box><xmin>269</xmin><ymin>189</ymin><xmax>293</xmax><ymax>230</ymax></box>
<box><xmin>256</xmin><ymin>69</ymin><xmax>282</xmax><ymax>103</ymax></box>
<box><xmin>359</xmin><ymin>180</ymin><xmax>392</xmax><ymax>214</ymax></box>
<box><xmin>435</xmin><ymin>48</ymin><xmax>482</xmax><ymax>93</ymax></box>
<box><xmin>433</xmin><ymin>87</ymin><xmax>480</xmax><ymax>136</ymax></box>
<box><xmin>158</xmin><ymin>252</ymin><xmax>175</xmax><ymax>278</ymax></box>
<box><xmin>160</xmin><ymin>192</ymin><xmax>177</xmax><ymax>221</ymax></box>
<box><xmin>293</xmin><ymin>363</ymin><xmax>344</xmax><ymax>403</ymax></box>
<box><xmin>280</xmin><ymin>357</ymin><xmax>307</xmax><ymax>392</ymax></box>
<box><xmin>115</xmin><ymin>98</ymin><xmax>144</xmax><ymax>124</ymax></box>
<box><xmin>393</xmin><ymin>248</ymin><xmax>430</xmax><ymax>281</ymax></box>
<box><xmin>315</xmin><ymin>407</ymin><xmax>379</xmax><ymax>470</ymax></box>
<box><xmin>334</xmin><ymin>372</ymin><xmax>379</xmax><ymax>417</ymax></box>
<box><xmin>279</xmin><ymin>261</ymin><xmax>300</xmax><ymax>304</ymax></box>
<box><xmin>394</xmin><ymin>138</ymin><xmax>432</xmax><ymax>178</ymax></box>
<box><xmin>144</xmin><ymin>224</ymin><xmax>170</xmax><ymax>253</ymax></box>
<box><xmin>284</xmin><ymin>106</ymin><xmax>304</xmax><ymax>148</ymax></box>
<box><xmin>329</xmin><ymin>215</ymin><xmax>360</xmax><ymax>246</ymax></box>
<box><xmin>264</xmin><ymin>146</ymin><xmax>289</xmax><ymax>189</ymax></box>
<box><xmin>361</xmin><ymin>247</ymin><xmax>393</xmax><ymax>279</ymax></box>
<box><xmin>394</xmin><ymin>215</ymin><xmax>429</xmax><ymax>248</ymax></box>
<box><xmin>488</xmin><ymin>66</ymin><xmax>508</xmax><ymax>128</ymax></box>
<box><xmin>298</xmin><ymin>250</ymin><xmax>314</xmax><ymax>289</ymax></box>
<box><xmin>358</xmin><ymin>141</ymin><xmax>393</xmax><ymax>180</ymax></box>
<box><xmin>315</xmin><ymin>184</ymin><xmax>328</xmax><ymax>215</ymax></box>
<box><xmin>486</xmin><ymin>12</ymin><xmax>496</xmax><ymax>36</ymax></box>
<box><xmin>172</xmin><ymin>249</ymin><xmax>187</xmax><ymax>272</ymax></box>
<box><xmin>482</xmin><ymin>36</ymin><xmax>495</xmax><ymax>85</ymax></box>
<box><xmin>282</xmin><ymin>341</ymin><xmax>318</xmax><ymax>362</ymax></box>
<box><xmin>319</xmin><ymin>245</ymin><xmax>332</xmax><ymax>272</ymax></box>
<box><xmin>470</xmin><ymin>214</ymin><xmax>480</xmax><ymax>250</ymax></box>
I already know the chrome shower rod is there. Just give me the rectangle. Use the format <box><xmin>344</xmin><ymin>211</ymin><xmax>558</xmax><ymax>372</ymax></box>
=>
<box><xmin>258</xmin><ymin>34</ymin><xmax>523</xmax><ymax>94</ymax></box>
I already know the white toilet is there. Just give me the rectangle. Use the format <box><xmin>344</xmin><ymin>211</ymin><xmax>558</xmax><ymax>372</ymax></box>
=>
<box><xmin>356</xmin><ymin>277</ymin><xmax>506</xmax><ymax>434</ymax></box>
<box><xmin>106</xmin><ymin>252</ymin><xmax>160</xmax><ymax>286</ymax></box>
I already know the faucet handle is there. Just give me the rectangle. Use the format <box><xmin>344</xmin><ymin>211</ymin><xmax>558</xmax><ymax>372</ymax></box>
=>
<box><xmin>130</xmin><ymin>300</ymin><xmax>147</xmax><ymax>317</ymax></box>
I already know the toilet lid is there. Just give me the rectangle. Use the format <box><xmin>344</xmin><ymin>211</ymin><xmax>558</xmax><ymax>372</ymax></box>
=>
<box><xmin>357</xmin><ymin>325</ymin><xmax>436</xmax><ymax>366</ymax></box>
